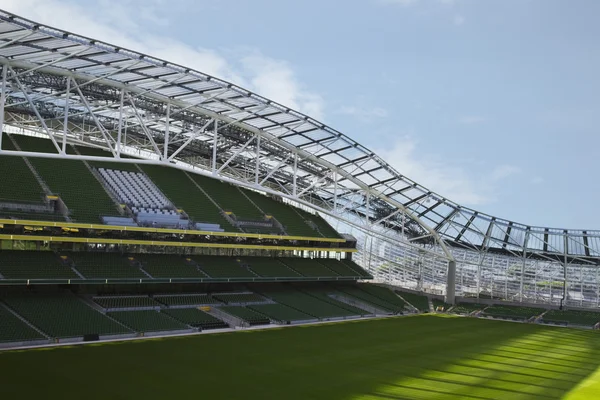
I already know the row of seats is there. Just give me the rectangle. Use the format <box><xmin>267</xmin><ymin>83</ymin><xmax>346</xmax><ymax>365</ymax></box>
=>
<box><xmin>0</xmin><ymin>251</ymin><xmax>369</xmax><ymax>281</ymax></box>
<box><xmin>220</xmin><ymin>306</ymin><xmax>271</xmax><ymax>326</ymax></box>
<box><xmin>107</xmin><ymin>310</ymin><xmax>189</xmax><ymax>332</ymax></box>
<box><xmin>542</xmin><ymin>309</ymin><xmax>600</xmax><ymax>327</ymax></box>
<box><xmin>335</xmin><ymin>285</ymin><xmax>405</xmax><ymax>313</ymax></box>
<box><xmin>261</xmin><ymin>287</ymin><xmax>362</xmax><ymax>319</ymax></box>
<box><xmin>98</xmin><ymin>168</ymin><xmax>171</xmax><ymax>210</ymax></box>
<box><xmin>94</xmin><ymin>296</ymin><xmax>161</xmax><ymax>310</ymax></box>
<box><xmin>395</xmin><ymin>290</ymin><xmax>430</xmax><ymax>312</ymax></box>
<box><xmin>481</xmin><ymin>305</ymin><xmax>545</xmax><ymax>320</ymax></box>
<box><xmin>162</xmin><ymin>308</ymin><xmax>228</xmax><ymax>330</ymax></box>
<box><xmin>213</xmin><ymin>293</ymin><xmax>267</xmax><ymax>304</ymax></box>
<box><xmin>449</xmin><ymin>303</ymin><xmax>487</xmax><ymax>315</ymax></box>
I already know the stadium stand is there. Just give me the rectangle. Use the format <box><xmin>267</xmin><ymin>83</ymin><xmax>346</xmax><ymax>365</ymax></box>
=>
<box><xmin>139</xmin><ymin>165</ymin><xmax>231</xmax><ymax>230</ymax></box>
<box><xmin>542</xmin><ymin>309</ymin><xmax>600</xmax><ymax>327</ymax></box>
<box><xmin>135</xmin><ymin>254</ymin><xmax>208</xmax><ymax>279</ymax></box>
<box><xmin>247</xmin><ymin>303</ymin><xmax>315</xmax><ymax>324</ymax></box>
<box><xmin>162</xmin><ymin>308</ymin><xmax>228</xmax><ymax>330</ymax></box>
<box><xmin>94</xmin><ymin>296</ymin><xmax>161</xmax><ymax>310</ymax></box>
<box><xmin>65</xmin><ymin>252</ymin><xmax>147</xmax><ymax>280</ymax></box>
<box><xmin>481</xmin><ymin>305</ymin><xmax>545</xmax><ymax>320</ymax></box>
<box><xmin>449</xmin><ymin>303</ymin><xmax>487</xmax><ymax>315</ymax></box>
<box><xmin>395</xmin><ymin>290</ymin><xmax>430</xmax><ymax>312</ymax></box>
<box><xmin>241</xmin><ymin>190</ymin><xmax>325</xmax><ymax>237</ymax></box>
<box><xmin>213</xmin><ymin>293</ymin><xmax>267</xmax><ymax>304</ymax></box>
<box><xmin>296</xmin><ymin>285</ymin><xmax>371</xmax><ymax>316</ymax></box>
<box><xmin>193</xmin><ymin>256</ymin><xmax>257</xmax><ymax>279</ymax></box>
<box><xmin>316</xmin><ymin>259</ymin><xmax>365</xmax><ymax>277</ymax></box>
<box><xmin>154</xmin><ymin>294</ymin><xmax>218</xmax><ymax>307</ymax></box>
<box><xmin>189</xmin><ymin>174</ymin><xmax>264</xmax><ymax>220</ymax></box>
<box><xmin>0</xmin><ymin>304</ymin><xmax>47</xmax><ymax>343</ymax></box>
<box><xmin>244</xmin><ymin>257</ymin><xmax>301</xmax><ymax>278</ymax></box>
<box><xmin>220</xmin><ymin>306</ymin><xmax>270</xmax><ymax>326</ymax></box>
<box><xmin>0</xmin><ymin>251</ymin><xmax>79</xmax><ymax>280</ymax></box>
<box><xmin>278</xmin><ymin>257</ymin><xmax>338</xmax><ymax>277</ymax></box>
<box><xmin>261</xmin><ymin>286</ymin><xmax>360</xmax><ymax>319</ymax></box>
<box><xmin>0</xmin><ymin>134</ymin><xmax>45</xmax><ymax>204</ymax></box>
<box><xmin>335</xmin><ymin>285</ymin><xmax>404</xmax><ymax>313</ymax></box>
<box><xmin>2</xmin><ymin>293</ymin><xmax>130</xmax><ymax>338</ymax></box>
<box><xmin>108</xmin><ymin>310</ymin><xmax>189</xmax><ymax>332</ymax></box>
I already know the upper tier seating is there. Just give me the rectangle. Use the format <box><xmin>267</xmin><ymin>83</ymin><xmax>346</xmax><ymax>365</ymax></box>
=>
<box><xmin>71</xmin><ymin>146</ymin><xmax>140</xmax><ymax>172</ymax></box>
<box><xmin>98</xmin><ymin>168</ymin><xmax>171</xmax><ymax>210</ymax></box>
<box><xmin>0</xmin><ymin>250</ymin><xmax>79</xmax><ymax>280</ymax></box>
<box><xmin>0</xmin><ymin>304</ymin><xmax>47</xmax><ymax>343</ymax></box>
<box><xmin>543</xmin><ymin>309</ymin><xmax>600</xmax><ymax>327</ymax></box>
<box><xmin>220</xmin><ymin>306</ymin><xmax>270</xmax><ymax>326</ymax></box>
<box><xmin>154</xmin><ymin>294</ymin><xmax>218</xmax><ymax>307</ymax></box>
<box><xmin>140</xmin><ymin>165</ymin><xmax>230</xmax><ymax>230</ymax></box>
<box><xmin>162</xmin><ymin>308</ymin><xmax>228</xmax><ymax>329</ymax></box>
<box><xmin>247</xmin><ymin>303</ymin><xmax>314</xmax><ymax>324</ymax></box>
<box><xmin>189</xmin><ymin>174</ymin><xmax>264</xmax><ymax>220</ymax></box>
<box><xmin>241</xmin><ymin>190</ymin><xmax>323</xmax><ymax>237</ymax></box>
<box><xmin>481</xmin><ymin>305</ymin><xmax>545</xmax><ymax>320</ymax></box>
<box><xmin>65</xmin><ymin>252</ymin><xmax>147</xmax><ymax>280</ymax></box>
<box><xmin>107</xmin><ymin>310</ymin><xmax>189</xmax><ymax>332</ymax></box>
<box><xmin>213</xmin><ymin>293</ymin><xmax>267</xmax><ymax>304</ymax></box>
<box><xmin>278</xmin><ymin>258</ymin><xmax>339</xmax><ymax>278</ymax></box>
<box><xmin>12</xmin><ymin>135</ymin><xmax>120</xmax><ymax>223</ymax></box>
<box><xmin>2</xmin><ymin>293</ymin><xmax>130</xmax><ymax>338</ymax></box>
<box><xmin>0</xmin><ymin>134</ymin><xmax>45</xmax><ymax>204</ymax></box>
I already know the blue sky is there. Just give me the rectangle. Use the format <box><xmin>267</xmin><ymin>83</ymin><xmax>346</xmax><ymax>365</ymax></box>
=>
<box><xmin>4</xmin><ymin>0</ymin><xmax>600</xmax><ymax>229</ymax></box>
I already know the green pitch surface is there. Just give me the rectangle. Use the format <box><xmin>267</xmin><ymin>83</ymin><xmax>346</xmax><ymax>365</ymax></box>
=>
<box><xmin>1</xmin><ymin>315</ymin><xmax>600</xmax><ymax>399</ymax></box>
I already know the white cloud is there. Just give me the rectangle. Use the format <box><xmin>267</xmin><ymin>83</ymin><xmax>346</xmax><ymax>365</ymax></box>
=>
<box><xmin>374</xmin><ymin>136</ymin><xmax>489</xmax><ymax>205</ymax></box>
<box><xmin>337</xmin><ymin>106</ymin><xmax>388</xmax><ymax>121</ymax></box>
<box><xmin>490</xmin><ymin>165</ymin><xmax>521</xmax><ymax>181</ymax></box>
<box><xmin>457</xmin><ymin>115</ymin><xmax>486</xmax><ymax>125</ymax></box>
<box><xmin>2</xmin><ymin>0</ymin><xmax>323</xmax><ymax>118</ymax></box>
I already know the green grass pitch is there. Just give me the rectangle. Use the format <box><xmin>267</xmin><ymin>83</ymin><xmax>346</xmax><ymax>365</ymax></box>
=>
<box><xmin>1</xmin><ymin>314</ymin><xmax>599</xmax><ymax>399</ymax></box>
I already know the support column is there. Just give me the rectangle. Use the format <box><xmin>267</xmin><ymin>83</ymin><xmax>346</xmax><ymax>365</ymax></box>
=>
<box><xmin>255</xmin><ymin>133</ymin><xmax>260</xmax><ymax>185</ymax></box>
<box><xmin>445</xmin><ymin>260</ymin><xmax>456</xmax><ymax>305</ymax></box>
<box><xmin>212</xmin><ymin>120</ymin><xmax>218</xmax><ymax>174</ymax></box>
<box><xmin>0</xmin><ymin>65</ymin><xmax>6</xmax><ymax>151</ymax></box>
<box><xmin>116</xmin><ymin>89</ymin><xmax>125</xmax><ymax>158</ymax></box>
<box><xmin>62</xmin><ymin>77</ymin><xmax>70</xmax><ymax>155</ymax></box>
<box><xmin>163</xmin><ymin>103</ymin><xmax>170</xmax><ymax>161</ymax></box>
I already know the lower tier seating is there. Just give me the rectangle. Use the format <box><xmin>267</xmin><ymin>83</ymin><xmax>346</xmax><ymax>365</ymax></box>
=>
<box><xmin>261</xmin><ymin>287</ymin><xmax>358</xmax><ymax>319</ymax></box>
<box><xmin>335</xmin><ymin>285</ymin><xmax>404</xmax><ymax>313</ymax></box>
<box><xmin>2</xmin><ymin>294</ymin><xmax>130</xmax><ymax>338</ymax></box>
<box><xmin>395</xmin><ymin>290</ymin><xmax>429</xmax><ymax>312</ymax></box>
<box><xmin>295</xmin><ymin>285</ymin><xmax>371</xmax><ymax>316</ymax></box>
<box><xmin>107</xmin><ymin>310</ymin><xmax>189</xmax><ymax>332</ymax></box>
<box><xmin>248</xmin><ymin>303</ymin><xmax>314</xmax><ymax>323</ymax></box>
<box><xmin>481</xmin><ymin>305</ymin><xmax>545</xmax><ymax>320</ymax></box>
<box><xmin>542</xmin><ymin>309</ymin><xmax>600</xmax><ymax>327</ymax></box>
<box><xmin>0</xmin><ymin>304</ymin><xmax>46</xmax><ymax>343</ymax></box>
<box><xmin>213</xmin><ymin>293</ymin><xmax>267</xmax><ymax>304</ymax></box>
<box><xmin>154</xmin><ymin>294</ymin><xmax>218</xmax><ymax>307</ymax></box>
<box><xmin>450</xmin><ymin>303</ymin><xmax>487</xmax><ymax>315</ymax></box>
<box><xmin>94</xmin><ymin>296</ymin><xmax>161</xmax><ymax>310</ymax></box>
<box><xmin>220</xmin><ymin>306</ymin><xmax>270</xmax><ymax>326</ymax></box>
<box><xmin>162</xmin><ymin>308</ymin><xmax>228</xmax><ymax>330</ymax></box>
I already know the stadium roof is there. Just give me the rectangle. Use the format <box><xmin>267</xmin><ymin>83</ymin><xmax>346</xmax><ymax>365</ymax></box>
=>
<box><xmin>0</xmin><ymin>9</ymin><xmax>598</xmax><ymax>262</ymax></box>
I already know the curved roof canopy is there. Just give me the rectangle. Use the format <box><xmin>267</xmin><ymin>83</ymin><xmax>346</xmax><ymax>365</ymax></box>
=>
<box><xmin>0</xmin><ymin>10</ymin><xmax>598</xmax><ymax>262</ymax></box>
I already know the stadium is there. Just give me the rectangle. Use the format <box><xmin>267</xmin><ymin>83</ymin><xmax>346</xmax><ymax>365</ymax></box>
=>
<box><xmin>0</xmin><ymin>9</ymin><xmax>599</xmax><ymax>399</ymax></box>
